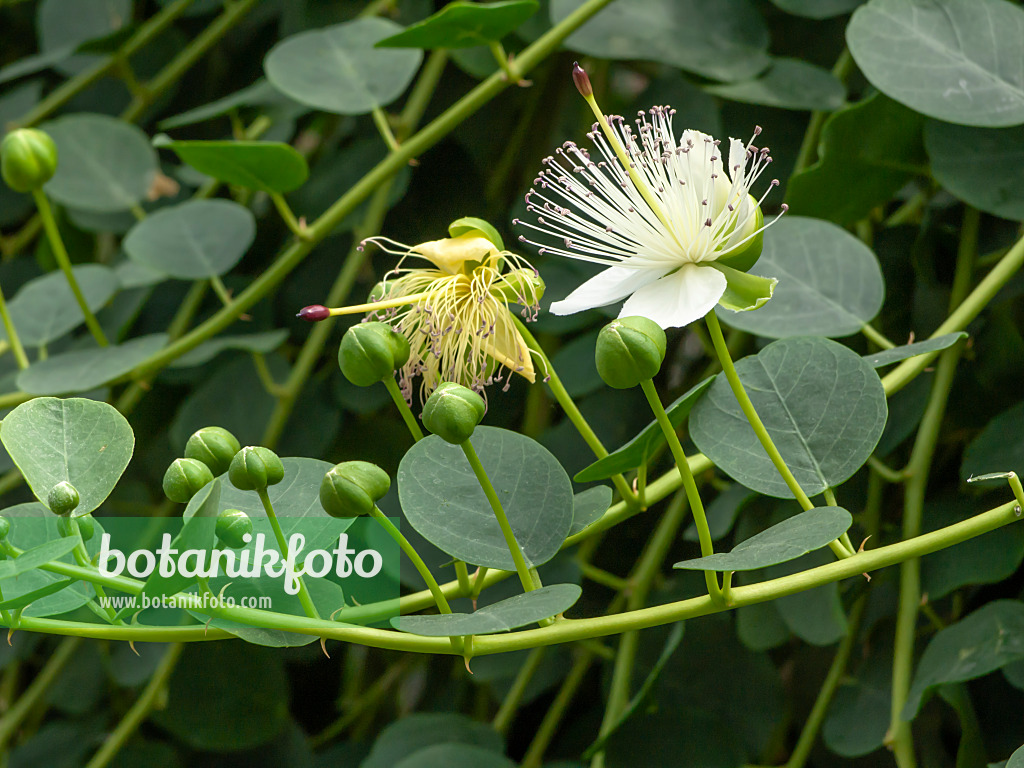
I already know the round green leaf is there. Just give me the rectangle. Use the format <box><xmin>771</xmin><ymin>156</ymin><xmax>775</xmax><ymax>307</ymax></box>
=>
<box><xmin>393</xmin><ymin>583</ymin><xmax>581</xmax><ymax>636</ymax></box>
<box><xmin>397</xmin><ymin>426</ymin><xmax>573</xmax><ymax>570</ymax></box>
<box><xmin>926</xmin><ymin>120</ymin><xmax>1024</xmax><ymax>220</ymax></box>
<box><xmin>264</xmin><ymin>18</ymin><xmax>423</xmax><ymax>115</ymax></box>
<box><xmin>123</xmin><ymin>200</ymin><xmax>255</xmax><ymax>279</ymax></box>
<box><xmin>716</xmin><ymin>217</ymin><xmax>885</xmax><ymax>339</ymax></box>
<box><xmin>5</xmin><ymin>264</ymin><xmax>119</xmax><ymax>347</ymax></box>
<box><xmin>1010</xmin><ymin>745</ymin><xmax>1024</xmax><ymax>768</ymax></box>
<box><xmin>0</xmin><ymin>397</ymin><xmax>134</xmax><ymax>516</ymax></box>
<box><xmin>568</xmin><ymin>486</ymin><xmax>612</xmax><ymax>536</ymax></box>
<box><xmin>847</xmin><ymin>0</ymin><xmax>1024</xmax><ymax>127</ymax></box>
<box><xmin>690</xmin><ymin>337</ymin><xmax>888</xmax><ymax>498</ymax></box>
<box><xmin>394</xmin><ymin>745</ymin><xmax>517</xmax><ymax>768</ymax></box>
<box><xmin>823</xmin><ymin>648</ymin><xmax>892</xmax><ymax>757</ymax></box>
<box><xmin>37</xmin><ymin>0</ymin><xmax>132</xmax><ymax>76</ymax></box>
<box><xmin>153</xmin><ymin>136</ymin><xmax>309</xmax><ymax>194</ymax></box>
<box><xmin>705</xmin><ymin>58</ymin><xmax>846</xmax><ymax>111</ymax></box>
<box><xmin>552</xmin><ymin>0</ymin><xmax>770</xmax><ymax>82</ymax></box>
<box><xmin>42</xmin><ymin>114</ymin><xmax>158</xmax><ymax>212</ymax></box>
<box><xmin>17</xmin><ymin>333</ymin><xmax>168</xmax><ymax>395</ymax></box>
<box><xmin>376</xmin><ymin>0</ymin><xmax>539</xmax><ymax>49</ymax></box>
<box><xmin>674</xmin><ymin>507</ymin><xmax>851</xmax><ymax>571</ymax></box>
<box><xmin>361</xmin><ymin>714</ymin><xmax>504</xmax><ymax>768</ymax></box>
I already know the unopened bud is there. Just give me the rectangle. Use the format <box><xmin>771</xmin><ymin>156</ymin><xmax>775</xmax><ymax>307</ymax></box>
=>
<box><xmin>47</xmin><ymin>481</ymin><xmax>80</xmax><ymax>516</ymax></box>
<box><xmin>58</xmin><ymin>513</ymin><xmax>95</xmax><ymax>542</ymax></box>
<box><xmin>421</xmin><ymin>381</ymin><xmax>485</xmax><ymax>444</ymax></box>
<box><xmin>320</xmin><ymin>461</ymin><xmax>390</xmax><ymax>518</ymax></box>
<box><xmin>595</xmin><ymin>316</ymin><xmax>666</xmax><ymax>389</ymax></box>
<box><xmin>1</xmin><ymin>128</ymin><xmax>58</xmax><ymax>193</ymax></box>
<box><xmin>216</xmin><ymin>509</ymin><xmax>252</xmax><ymax>549</ymax></box>
<box><xmin>185</xmin><ymin>426</ymin><xmax>241</xmax><ymax>477</ymax></box>
<box><xmin>572</xmin><ymin>62</ymin><xmax>593</xmax><ymax>98</ymax></box>
<box><xmin>297</xmin><ymin>304</ymin><xmax>330</xmax><ymax>322</ymax></box>
<box><xmin>228</xmin><ymin>446</ymin><xmax>285</xmax><ymax>491</ymax></box>
<box><xmin>338</xmin><ymin>321</ymin><xmax>410</xmax><ymax>386</ymax></box>
<box><xmin>163</xmin><ymin>459</ymin><xmax>215</xmax><ymax>503</ymax></box>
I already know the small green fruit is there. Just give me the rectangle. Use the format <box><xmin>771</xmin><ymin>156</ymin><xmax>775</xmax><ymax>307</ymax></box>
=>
<box><xmin>1</xmin><ymin>128</ymin><xmax>58</xmax><ymax>193</ymax></box>
<box><xmin>421</xmin><ymin>381</ymin><xmax>486</xmax><ymax>444</ymax></box>
<box><xmin>338</xmin><ymin>322</ymin><xmax>410</xmax><ymax>386</ymax></box>
<box><xmin>185</xmin><ymin>426</ymin><xmax>241</xmax><ymax>477</ymax></box>
<box><xmin>216</xmin><ymin>509</ymin><xmax>253</xmax><ymax>549</ymax></box>
<box><xmin>57</xmin><ymin>513</ymin><xmax>95</xmax><ymax>542</ymax></box>
<box><xmin>595</xmin><ymin>316</ymin><xmax>667</xmax><ymax>389</ymax></box>
<box><xmin>319</xmin><ymin>461</ymin><xmax>390</xmax><ymax>518</ymax></box>
<box><xmin>47</xmin><ymin>481</ymin><xmax>80</xmax><ymax>516</ymax></box>
<box><xmin>163</xmin><ymin>458</ymin><xmax>215</xmax><ymax>503</ymax></box>
<box><xmin>228</xmin><ymin>446</ymin><xmax>285</xmax><ymax>491</ymax></box>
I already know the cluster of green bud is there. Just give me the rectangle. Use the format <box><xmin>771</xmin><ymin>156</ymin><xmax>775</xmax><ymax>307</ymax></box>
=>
<box><xmin>595</xmin><ymin>316</ymin><xmax>666</xmax><ymax>389</ymax></box>
<box><xmin>216</xmin><ymin>509</ymin><xmax>252</xmax><ymax>549</ymax></box>
<box><xmin>1</xmin><ymin>128</ymin><xmax>58</xmax><ymax>193</ymax></box>
<box><xmin>319</xmin><ymin>461</ymin><xmax>390</xmax><ymax>518</ymax></box>
<box><xmin>421</xmin><ymin>382</ymin><xmax>485</xmax><ymax>444</ymax></box>
<box><xmin>338</xmin><ymin>321</ymin><xmax>410</xmax><ymax>387</ymax></box>
<box><xmin>229</xmin><ymin>446</ymin><xmax>285</xmax><ymax>491</ymax></box>
<box><xmin>47</xmin><ymin>481</ymin><xmax>80</xmax><ymax>516</ymax></box>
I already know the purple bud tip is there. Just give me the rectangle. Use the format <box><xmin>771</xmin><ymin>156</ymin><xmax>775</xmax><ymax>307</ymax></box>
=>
<box><xmin>297</xmin><ymin>305</ymin><xmax>330</xmax><ymax>322</ymax></box>
<box><xmin>572</xmin><ymin>62</ymin><xmax>593</xmax><ymax>98</ymax></box>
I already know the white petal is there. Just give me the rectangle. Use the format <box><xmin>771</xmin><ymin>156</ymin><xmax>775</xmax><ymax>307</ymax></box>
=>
<box><xmin>549</xmin><ymin>265</ymin><xmax>666</xmax><ymax>316</ymax></box>
<box><xmin>618</xmin><ymin>263</ymin><xmax>727</xmax><ymax>329</ymax></box>
<box><xmin>728</xmin><ymin>137</ymin><xmax>746</xmax><ymax>184</ymax></box>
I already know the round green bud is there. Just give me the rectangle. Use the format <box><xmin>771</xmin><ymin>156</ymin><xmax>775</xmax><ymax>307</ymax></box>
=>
<box><xmin>162</xmin><ymin>458</ymin><xmax>215</xmax><ymax>503</ymax></box>
<box><xmin>185</xmin><ymin>426</ymin><xmax>241</xmax><ymax>477</ymax></box>
<box><xmin>319</xmin><ymin>461</ymin><xmax>390</xmax><ymax>518</ymax></box>
<box><xmin>1</xmin><ymin>128</ymin><xmax>58</xmax><ymax>193</ymax></box>
<box><xmin>421</xmin><ymin>381</ymin><xmax>486</xmax><ymax>444</ymax></box>
<box><xmin>228</xmin><ymin>446</ymin><xmax>285</xmax><ymax>491</ymax></box>
<box><xmin>338</xmin><ymin>322</ymin><xmax>410</xmax><ymax>387</ymax></box>
<box><xmin>0</xmin><ymin>517</ymin><xmax>10</xmax><ymax>541</ymax></box>
<box><xmin>216</xmin><ymin>509</ymin><xmax>253</xmax><ymax>549</ymax></box>
<box><xmin>47</xmin><ymin>481</ymin><xmax>80</xmax><ymax>516</ymax></box>
<box><xmin>595</xmin><ymin>316</ymin><xmax>667</xmax><ymax>389</ymax></box>
<box><xmin>57</xmin><ymin>513</ymin><xmax>95</xmax><ymax>542</ymax></box>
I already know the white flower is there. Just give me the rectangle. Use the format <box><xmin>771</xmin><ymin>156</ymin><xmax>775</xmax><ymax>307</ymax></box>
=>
<box><xmin>515</xmin><ymin>107</ymin><xmax>783</xmax><ymax>329</ymax></box>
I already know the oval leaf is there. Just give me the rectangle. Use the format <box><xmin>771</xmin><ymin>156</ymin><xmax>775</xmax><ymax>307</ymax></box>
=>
<box><xmin>376</xmin><ymin>0</ymin><xmax>539</xmax><ymax>49</ymax></box>
<box><xmin>0</xmin><ymin>397</ymin><xmax>134</xmax><ymax>516</ymax></box>
<box><xmin>397</xmin><ymin>427</ymin><xmax>573</xmax><ymax>570</ymax></box>
<box><xmin>153</xmin><ymin>137</ymin><xmax>309</xmax><ymax>194</ymax></box>
<box><xmin>361</xmin><ymin>714</ymin><xmax>504</xmax><ymax>768</ymax></box>
<box><xmin>123</xmin><ymin>199</ymin><xmax>255</xmax><ymax>279</ymax></box>
<box><xmin>863</xmin><ymin>332</ymin><xmax>966</xmax><ymax>368</ymax></box>
<box><xmin>690</xmin><ymin>337</ymin><xmax>888</xmax><ymax>498</ymax></box>
<box><xmin>569</xmin><ymin>486</ymin><xmax>612</xmax><ymax>535</ymax></box>
<box><xmin>17</xmin><ymin>334</ymin><xmax>168</xmax><ymax>395</ymax></box>
<box><xmin>673</xmin><ymin>507</ymin><xmax>852</xmax><ymax>571</ymax></box>
<box><xmin>705</xmin><ymin>58</ymin><xmax>845</xmax><ymax>111</ymax></box>
<box><xmin>716</xmin><ymin>217</ymin><xmax>885</xmax><ymax>339</ymax></box>
<box><xmin>5</xmin><ymin>265</ymin><xmax>119</xmax><ymax>347</ymax></box>
<box><xmin>394</xmin><ymin>745</ymin><xmax>517</xmax><ymax>768</ymax></box>
<box><xmin>264</xmin><ymin>18</ymin><xmax>423</xmax><ymax>115</ymax></box>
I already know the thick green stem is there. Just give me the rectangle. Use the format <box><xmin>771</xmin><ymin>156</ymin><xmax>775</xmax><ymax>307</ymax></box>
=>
<box><xmin>0</xmin><ymin>282</ymin><xmax>28</xmax><ymax>369</ymax></box>
<box><xmin>32</xmin><ymin>190</ymin><xmax>109</xmax><ymax>347</ymax></box>
<box><xmin>0</xmin><ymin>637</ymin><xmax>82</xmax><ymax>750</ymax></box>
<box><xmin>493</xmin><ymin>647</ymin><xmax>546</xmax><ymax>733</ymax></box>
<box><xmin>368</xmin><ymin>506</ymin><xmax>451</xmax><ymax>615</ymax></box>
<box><xmin>257</xmin><ymin>488</ymin><xmax>321</xmax><ymax>620</ymax></box>
<box><xmin>522</xmin><ymin>652</ymin><xmax>595</xmax><ymax>768</ymax></box>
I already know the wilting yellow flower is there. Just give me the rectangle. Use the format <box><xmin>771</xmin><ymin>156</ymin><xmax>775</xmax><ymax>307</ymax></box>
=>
<box><xmin>302</xmin><ymin>225</ymin><xmax>544</xmax><ymax>403</ymax></box>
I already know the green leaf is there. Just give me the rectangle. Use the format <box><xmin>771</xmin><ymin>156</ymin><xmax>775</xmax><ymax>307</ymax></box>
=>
<box><xmin>153</xmin><ymin>137</ymin><xmax>310</xmax><ymax>194</ymax></box>
<box><xmin>0</xmin><ymin>537</ymin><xmax>80</xmax><ymax>581</ymax></box>
<box><xmin>264</xmin><ymin>18</ymin><xmax>423</xmax><ymax>115</ymax></box>
<box><xmin>393</xmin><ymin>583</ymin><xmax>581</xmax><ymax>636</ymax></box>
<box><xmin>398</xmin><ymin>427</ymin><xmax>573</xmax><ymax>570</ymax></box>
<box><xmin>673</xmin><ymin>507</ymin><xmax>851</xmax><ymax>571</ymax></box>
<box><xmin>568</xmin><ymin>486</ymin><xmax>612</xmax><ymax>535</ymax></box>
<box><xmin>123</xmin><ymin>200</ymin><xmax>255</xmax><ymax>280</ymax></box>
<box><xmin>158</xmin><ymin>79</ymin><xmax>305</xmax><ymax>130</ymax></box>
<box><xmin>376</xmin><ymin>0</ymin><xmax>539</xmax><ymax>49</ymax></box>
<box><xmin>926</xmin><ymin>120</ymin><xmax>1024</xmax><ymax>221</ymax></box>
<box><xmin>169</xmin><ymin>330</ymin><xmax>290</xmax><ymax>368</ymax></box>
<box><xmin>785</xmin><ymin>93</ymin><xmax>926</xmax><ymax>225</ymax></box>
<box><xmin>864</xmin><ymin>333</ymin><xmax>966</xmax><ymax>368</ymax></box>
<box><xmin>552</xmin><ymin>0</ymin><xmax>771</xmax><ymax>82</ymax></box>
<box><xmin>823</xmin><ymin>643</ymin><xmax>892</xmax><ymax>757</ymax></box>
<box><xmin>683</xmin><ymin>484</ymin><xmax>755</xmax><ymax>542</ymax></box>
<box><xmin>902</xmin><ymin>600</ymin><xmax>1024</xmax><ymax>719</ymax></box>
<box><xmin>0</xmin><ymin>397</ymin><xmax>133</xmax><ymax>516</ymax></box>
<box><xmin>42</xmin><ymin>114</ymin><xmax>158</xmax><ymax>213</ymax></box>
<box><xmin>767</xmin><ymin>550</ymin><xmax>848</xmax><ymax>645</ymax></box>
<box><xmin>575</xmin><ymin>377</ymin><xmax>716</xmax><ymax>482</ymax></box>
<box><xmin>847</xmin><ymin>0</ymin><xmax>1024</xmax><ymax>127</ymax></box>
<box><xmin>690</xmin><ymin>337</ymin><xmax>888</xmax><ymax>498</ymax></box>
<box><xmin>962</xmin><ymin>401</ymin><xmax>1024</xmax><ymax>482</ymax></box>
<box><xmin>716</xmin><ymin>217</ymin><xmax>885</xmax><ymax>338</ymax></box>
<box><xmin>1009</xmin><ymin>745</ymin><xmax>1024</xmax><ymax>768</ymax></box>
<box><xmin>395</xmin><ymin>744</ymin><xmax>517</xmax><ymax>768</ymax></box>
<box><xmin>37</xmin><ymin>0</ymin><xmax>132</xmax><ymax>77</ymax></box>
<box><xmin>770</xmin><ymin>0</ymin><xmax>863</xmax><ymax>19</ymax></box>
<box><xmin>0</xmin><ymin>577</ymin><xmax>76</xmax><ymax>611</ymax></box>
<box><xmin>705</xmin><ymin>58</ymin><xmax>846</xmax><ymax>111</ymax></box>
<box><xmin>4</xmin><ymin>265</ymin><xmax>119</xmax><ymax>347</ymax></box>
<box><xmin>361</xmin><ymin>713</ymin><xmax>504</xmax><ymax>768</ymax></box>
<box><xmin>16</xmin><ymin>334</ymin><xmax>168</xmax><ymax>395</ymax></box>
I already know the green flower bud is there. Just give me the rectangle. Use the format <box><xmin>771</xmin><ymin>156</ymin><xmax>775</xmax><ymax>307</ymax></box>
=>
<box><xmin>338</xmin><ymin>321</ymin><xmax>410</xmax><ymax>386</ymax></box>
<box><xmin>595</xmin><ymin>316</ymin><xmax>667</xmax><ymax>389</ymax></box>
<box><xmin>319</xmin><ymin>461</ymin><xmax>390</xmax><ymax>518</ymax></box>
<box><xmin>216</xmin><ymin>509</ymin><xmax>253</xmax><ymax>549</ymax></box>
<box><xmin>228</xmin><ymin>446</ymin><xmax>285</xmax><ymax>491</ymax></box>
<box><xmin>163</xmin><ymin>458</ymin><xmax>215</xmax><ymax>503</ymax></box>
<box><xmin>47</xmin><ymin>481</ymin><xmax>80</xmax><ymax>516</ymax></box>
<box><xmin>421</xmin><ymin>381</ymin><xmax>485</xmax><ymax>444</ymax></box>
<box><xmin>57</xmin><ymin>513</ymin><xmax>95</xmax><ymax>542</ymax></box>
<box><xmin>1</xmin><ymin>128</ymin><xmax>58</xmax><ymax>193</ymax></box>
<box><xmin>185</xmin><ymin>426</ymin><xmax>241</xmax><ymax>477</ymax></box>
<box><xmin>0</xmin><ymin>517</ymin><xmax>10</xmax><ymax>541</ymax></box>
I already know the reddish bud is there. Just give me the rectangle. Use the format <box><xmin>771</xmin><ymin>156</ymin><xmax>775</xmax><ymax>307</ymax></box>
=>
<box><xmin>572</xmin><ymin>62</ymin><xmax>593</xmax><ymax>98</ymax></box>
<box><xmin>297</xmin><ymin>304</ymin><xmax>330</xmax><ymax>322</ymax></box>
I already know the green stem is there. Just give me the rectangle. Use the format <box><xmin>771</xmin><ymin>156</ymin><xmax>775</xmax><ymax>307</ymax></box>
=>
<box><xmin>209</xmin><ymin>274</ymin><xmax>233</xmax><ymax>306</ymax></box>
<box><xmin>384</xmin><ymin>377</ymin><xmax>424</xmax><ymax>441</ymax></box>
<box><xmin>368</xmin><ymin>506</ymin><xmax>452</xmax><ymax>615</ymax></box>
<box><xmin>251</xmin><ymin>353</ymin><xmax>287</xmax><ymax>397</ymax></box>
<box><xmin>256</xmin><ymin>488</ymin><xmax>321</xmax><ymax>620</ymax></box>
<box><xmin>32</xmin><ymin>190</ymin><xmax>109</xmax><ymax>347</ymax></box>
<box><xmin>521</xmin><ymin>651</ymin><xmax>595</xmax><ymax>768</ymax></box>
<box><xmin>790</xmin><ymin>49</ymin><xmax>853</xmax><ymax>176</ymax></box>
<box><xmin>639</xmin><ymin>378</ymin><xmax>721</xmax><ymax>602</ymax></box>
<box><xmin>493</xmin><ymin>647</ymin><xmax>546</xmax><ymax>733</ymax></box>
<box><xmin>270</xmin><ymin>193</ymin><xmax>309</xmax><ymax>240</ymax></box>
<box><xmin>371</xmin><ymin>107</ymin><xmax>400</xmax><ymax>152</ymax></box>
<box><xmin>460</xmin><ymin>439</ymin><xmax>535</xmax><ymax>593</ymax></box>
<box><xmin>861</xmin><ymin>323</ymin><xmax>895</xmax><ymax>349</ymax></box>
<box><xmin>454</xmin><ymin>560</ymin><xmax>472</xmax><ymax>594</ymax></box>
<box><xmin>0</xmin><ymin>282</ymin><xmax>28</xmax><ymax>369</ymax></box>
<box><xmin>84</xmin><ymin>643</ymin><xmax>183</xmax><ymax>768</ymax></box>
<box><xmin>0</xmin><ymin>637</ymin><xmax>81</xmax><ymax>750</ymax></box>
